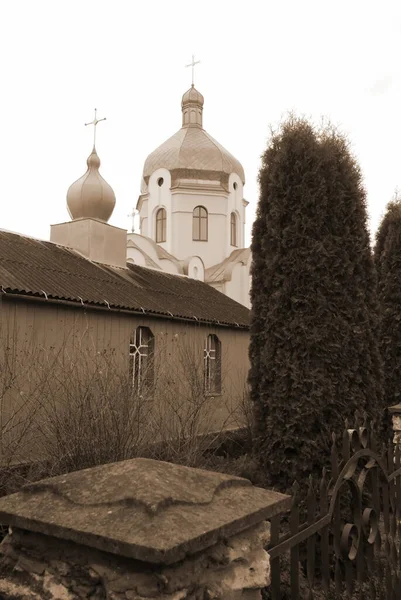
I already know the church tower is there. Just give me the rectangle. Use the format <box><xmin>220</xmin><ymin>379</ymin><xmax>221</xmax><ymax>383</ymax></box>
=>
<box><xmin>136</xmin><ymin>84</ymin><xmax>248</xmax><ymax>270</ymax></box>
<box><xmin>50</xmin><ymin>110</ymin><xmax>127</xmax><ymax>268</ymax></box>
<box><xmin>129</xmin><ymin>74</ymin><xmax>251</xmax><ymax>308</ymax></box>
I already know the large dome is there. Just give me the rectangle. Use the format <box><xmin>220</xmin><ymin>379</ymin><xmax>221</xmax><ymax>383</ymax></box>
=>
<box><xmin>141</xmin><ymin>86</ymin><xmax>245</xmax><ymax>192</ymax></box>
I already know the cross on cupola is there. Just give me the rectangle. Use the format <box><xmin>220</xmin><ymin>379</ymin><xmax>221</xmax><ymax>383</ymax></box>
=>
<box><xmin>85</xmin><ymin>108</ymin><xmax>106</xmax><ymax>148</ymax></box>
<box><xmin>185</xmin><ymin>54</ymin><xmax>200</xmax><ymax>86</ymax></box>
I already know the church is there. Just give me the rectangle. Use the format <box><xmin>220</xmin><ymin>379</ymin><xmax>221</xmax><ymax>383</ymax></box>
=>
<box><xmin>0</xmin><ymin>80</ymin><xmax>252</xmax><ymax>464</ymax></box>
<box><xmin>127</xmin><ymin>82</ymin><xmax>251</xmax><ymax>309</ymax></box>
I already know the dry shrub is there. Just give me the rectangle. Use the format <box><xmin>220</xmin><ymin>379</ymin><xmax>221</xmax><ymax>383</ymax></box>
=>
<box><xmin>0</xmin><ymin>326</ymin><xmax>247</xmax><ymax>485</ymax></box>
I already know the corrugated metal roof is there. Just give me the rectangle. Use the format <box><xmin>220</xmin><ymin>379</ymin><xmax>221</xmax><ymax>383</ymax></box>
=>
<box><xmin>0</xmin><ymin>230</ymin><xmax>250</xmax><ymax>328</ymax></box>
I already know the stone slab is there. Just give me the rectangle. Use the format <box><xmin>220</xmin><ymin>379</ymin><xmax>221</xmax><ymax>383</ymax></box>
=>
<box><xmin>0</xmin><ymin>458</ymin><xmax>290</xmax><ymax>565</ymax></box>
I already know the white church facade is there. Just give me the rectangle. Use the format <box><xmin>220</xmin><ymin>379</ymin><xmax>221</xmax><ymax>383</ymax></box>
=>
<box><xmin>127</xmin><ymin>84</ymin><xmax>252</xmax><ymax>308</ymax></box>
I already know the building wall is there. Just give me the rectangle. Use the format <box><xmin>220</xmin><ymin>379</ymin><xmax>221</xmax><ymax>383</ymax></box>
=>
<box><xmin>140</xmin><ymin>168</ymin><xmax>172</xmax><ymax>248</ymax></box>
<box><xmin>225</xmin><ymin>262</ymin><xmax>252</xmax><ymax>309</ymax></box>
<box><xmin>0</xmin><ymin>297</ymin><xmax>250</xmax><ymax>463</ymax></box>
<box><xmin>226</xmin><ymin>174</ymin><xmax>245</xmax><ymax>254</ymax></box>
<box><xmin>140</xmin><ymin>168</ymin><xmax>249</xmax><ymax>270</ymax></box>
<box><xmin>171</xmin><ymin>191</ymin><xmax>228</xmax><ymax>268</ymax></box>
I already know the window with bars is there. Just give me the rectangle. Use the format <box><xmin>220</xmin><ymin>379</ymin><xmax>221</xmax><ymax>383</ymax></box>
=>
<box><xmin>155</xmin><ymin>208</ymin><xmax>167</xmax><ymax>243</ymax></box>
<box><xmin>204</xmin><ymin>334</ymin><xmax>222</xmax><ymax>395</ymax></box>
<box><xmin>129</xmin><ymin>327</ymin><xmax>155</xmax><ymax>393</ymax></box>
<box><xmin>230</xmin><ymin>212</ymin><xmax>237</xmax><ymax>247</ymax></box>
<box><xmin>193</xmin><ymin>206</ymin><xmax>208</xmax><ymax>241</ymax></box>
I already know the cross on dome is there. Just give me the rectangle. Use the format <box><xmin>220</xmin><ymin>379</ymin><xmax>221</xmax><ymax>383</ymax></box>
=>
<box><xmin>185</xmin><ymin>54</ymin><xmax>200</xmax><ymax>86</ymax></box>
<box><xmin>66</xmin><ymin>108</ymin><xmax>115</xmax><ymax>223</ymax></box>
<box><xmin>85</xmin><ymin>108</ymin><xmax>106</xmax><ymax>148</ymax></box>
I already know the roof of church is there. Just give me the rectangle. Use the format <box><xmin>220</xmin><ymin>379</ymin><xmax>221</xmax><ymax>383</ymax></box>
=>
<box><xmin>205</xmin><ymin>248</ymin><xmax>251</xmax><ymax>284</ymax></box>
<box><xmin>141</xmin><ymin>86</ymin><xmax>245</xmax><ymax>190</ymax></box>
<box><xmin>127</xmin><ymin>234</ymin><xmax>185</xmax><ymax>274</ymax></box>
<box><xmin>0</xmin><ymin>230</ymin><xmax>249</xmax><ymax>328</ymax></box>
<box><xmin>142</xmin><ymin>127</ymin><xmax>245</xmax><ymax>187</ymax></box>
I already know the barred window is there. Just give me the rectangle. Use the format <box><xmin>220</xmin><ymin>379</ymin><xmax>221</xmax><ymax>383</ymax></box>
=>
<box><xmin>129</xmin><ymin>327</ymin><xmax>155</xmax><ymax>393</ymax></box>
<box><xmin>193</xmin><ymin>206</ymin><xmax>208</xmax><ymax>241</ymax></box>
<box><xmin>204</xmin><ymin>334</ymin><xmax>221</xmax><ymax>395</ymax></box>
<box><xmin>230</xmin><ymin>212</ymin><xmax>237</xmax><ymax>247</ymax></box>
<box><xmin>155</xmin><ymin>208</ymin><xmax>167</xmax><ymax>243</ymax></box>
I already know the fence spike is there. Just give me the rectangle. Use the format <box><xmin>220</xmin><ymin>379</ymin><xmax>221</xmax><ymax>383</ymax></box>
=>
<box><xmin>320</xmin><ymin>467</ymin><xmax>328</xmax><ymax>497</ymax></box>
<box><xmin>342</xmin><ymin>427</ymin><xmax>350</xmax><ymax>462</ymax></box>
<box><xmin>331</xmin><ymin>434</ymin><xmax>339</xmax><ymax>479</ymax></box>
<box><xmin>362</xmin><ymin>411</ymin><xmax>368</xmax><ymax>428</ymax></box>
<box><xmin>291</xmin><ymin>480</ymin><xmax>300</xmax><ymax>507</ymax></box>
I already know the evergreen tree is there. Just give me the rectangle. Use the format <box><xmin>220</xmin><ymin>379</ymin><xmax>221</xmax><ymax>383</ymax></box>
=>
<box><xmin>375</xmin><ymin>197</ymin><xmax>401</xmax><ymax>409</ymax></box>
<box><xmin>249</xmin><ymin>117</ymin><xmax>383</xmax><ymax>490</ymax></box>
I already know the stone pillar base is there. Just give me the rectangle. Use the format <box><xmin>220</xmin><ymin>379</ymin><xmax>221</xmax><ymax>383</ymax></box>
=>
<box><xmin>0</xmin><ymin>521</ymin><xmax>271</xmax><ymax>600</ymax></box>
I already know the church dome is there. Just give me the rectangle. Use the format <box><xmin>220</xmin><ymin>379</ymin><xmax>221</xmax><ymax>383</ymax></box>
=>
<box><xmin>67</xmin><ymin>147</ymin><xmax>116</xmax><ymax>222</ymax></box>
<box><xmin>181</xmin><ymin>85</ymin><xmax>204</xmax><ymax>107</ymax></box>
<box><xmin>141</xmin><ymin>85</ymin><xmax>245</xmax><ymax>191</ymax></box>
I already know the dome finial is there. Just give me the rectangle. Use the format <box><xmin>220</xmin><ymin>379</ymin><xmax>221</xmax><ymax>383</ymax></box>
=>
<box><xmin>185</xmin><ymin>54</ymin><xmax>200</xmax><ymax>87</ymax></box>
<box><xmin>85</xmin><ymin>108</ymin><xmax>106</xmax><ymax>149</ymax></box>
<box><xmin>66</xmin><ymin>110</ymin><xmax>116</xmax><ymax>222</ymax></box>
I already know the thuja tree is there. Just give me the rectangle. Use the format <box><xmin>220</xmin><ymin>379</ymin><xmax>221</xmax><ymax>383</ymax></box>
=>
<box><xmin>375</xmin><ymin>197</ymin><xmax>401</xmax><ymax>410</ymax></box>
<box><xmin>249</xmin><ymin>117</ymin><xmax>383</xmax><ymax>490</ymax></box>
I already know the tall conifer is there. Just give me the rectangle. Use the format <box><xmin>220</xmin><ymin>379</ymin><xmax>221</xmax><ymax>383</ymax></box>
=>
<box><xmin>249</xmin><ymin>117</ymin><xmax>383</xmax><ymax>489</ymax></box>
<box><xmin>375</xmin><ymin>198</ymin><xmax>401</xmax><ymax>409</ymax></box>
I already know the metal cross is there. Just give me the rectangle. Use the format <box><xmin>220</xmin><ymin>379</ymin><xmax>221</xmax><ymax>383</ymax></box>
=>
<box><xmin>127</xmin><ymin>209</ymin><xmax>136</xmax><ymax>233</ymax></box>
<box><xmin>185</xmin><ymin>54</ymin><xmax>200</xmax><ymax>86</ymax></box>
<box><xmin>85</xmin><ymin>108</ymin><xmax>106</xmax><ymax>147</ymax></box>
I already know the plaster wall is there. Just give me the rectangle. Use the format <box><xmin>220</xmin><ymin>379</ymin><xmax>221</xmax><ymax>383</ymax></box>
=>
<box><xmin>225</xmin><ymin>262</ymin><xmax>252</xmax><ymax>309</ymax></box>
<box><xmin>171</xmin><ymin>192</ymin><xmax>228</xmax><ymax>267</ymax></box>
<box><xmin>144</xmin><ymin>168</ymin><xmax>172</xmax><ymax>252</ymax></box>
<box><xmin>50</xmin><ymin>219</ymin><xmax>127</xmax><ymax>268</ymax></box>
<box><xmin>0</xmin><ymin>298</ymin><xmax>250</xmax><ymax>463</ymax></box>
<box><xmin>227</xmin><ymin>173</ymin><xmax>245</xmax><ymax>254</ymax></box>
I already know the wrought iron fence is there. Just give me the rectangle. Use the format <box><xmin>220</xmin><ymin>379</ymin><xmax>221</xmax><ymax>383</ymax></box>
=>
<box><xmin>267</xmin><ymin>414</ymin><xmax>401</xmax><ymax>599</ymax></box>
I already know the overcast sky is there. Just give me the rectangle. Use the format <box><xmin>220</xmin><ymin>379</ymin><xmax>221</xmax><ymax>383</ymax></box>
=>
<box><xmin>1</xmin><ymin>0</ymin><xmax>400</xmax><ymax>247</ymax></box>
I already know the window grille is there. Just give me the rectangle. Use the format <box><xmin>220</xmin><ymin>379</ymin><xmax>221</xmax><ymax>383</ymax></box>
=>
<box><xmin>129</xmin><ymin>327</ymin><xmax>154</xmax><ymax>393</ymax></box>
<box><xmin>204</xmin><ymin>334</ymin><xmax>221</xmax><ymax>395</ymax></box>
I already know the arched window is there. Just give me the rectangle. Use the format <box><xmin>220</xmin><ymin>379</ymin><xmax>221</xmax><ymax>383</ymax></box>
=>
<box><xmin>129</xmin><ymin>327</ymin><xmax>155</xmax><ymax>393</ymax></box>
<box><xmin>230</xmin><ymin>212</ymin><xmax>237</xmax><ymax>247</ymax></box>
<box><xmin>155</xmin><ymin>208</ymin><xmax>166</xmax><ymax>243</ymax></box>
<box><xmin>193</xmin><ymin>206</ymin><xmax>208</xmax><ymax>241</ymax></box>
<box><xmin>204</xmin><ymin>334</ymin><xmax>221</xmax><ymax>395</ymax></box>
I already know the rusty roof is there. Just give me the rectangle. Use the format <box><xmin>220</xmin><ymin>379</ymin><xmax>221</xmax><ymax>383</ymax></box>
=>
<box><xmin>0</xmin><ymin>230</ymin><xmax>250</xmax><ymax>328</ymax></box>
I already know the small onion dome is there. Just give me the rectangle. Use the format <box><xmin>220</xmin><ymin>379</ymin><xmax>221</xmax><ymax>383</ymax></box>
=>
<box><xmin>181</xmin><ymin>84</ymin><xmax>204</xmax><ymax>107</ymax></box>
<box><xmin>67</xmin><ymin>147</ymin><xmax>116</xmax><ymax>222</ymax></box>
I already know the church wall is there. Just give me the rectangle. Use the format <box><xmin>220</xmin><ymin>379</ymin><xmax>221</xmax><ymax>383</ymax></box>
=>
<box><xmin>139</xmin><ymin>198</ymin><xmax>149</xmax><ymax>236</ymax></box>
<box><xmin>127</xmin><ymin>234</ymin><xmax>163</xmax><ymax>264</ymax></box>
<box><xmin>146</xmin><ymin>168</ymin><xmax>172</xmax><ymax>252</ymax></box>
<box><xmin>225</xmin><ymin>262</ymin><xmax>251</xmax><ymax>309</ymax></box>
<box><xmin>171</xmin><ymin>192</ymin><xmax>228</xmax><ymax>267</ymax></box>
<box><xmin>126</xmin><ymin>248</ymin><xmax>147</xmax><ymax>267</ymax></box>
<box><xmin>0</xmin><ymin>297</ymin><xmax>250</xmax><ymax>464</ymax></box>
<box><xmin>227</xmin><ymin>174</ymin><xmax>245</xmax><ymax>254</ymax></box>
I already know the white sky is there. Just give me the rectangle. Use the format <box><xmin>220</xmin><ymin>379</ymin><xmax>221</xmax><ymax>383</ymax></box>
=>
<box><xmin>1</xmin><ymin>0</ymin><xmax>400</xmax><ymax>247</ymax></box>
